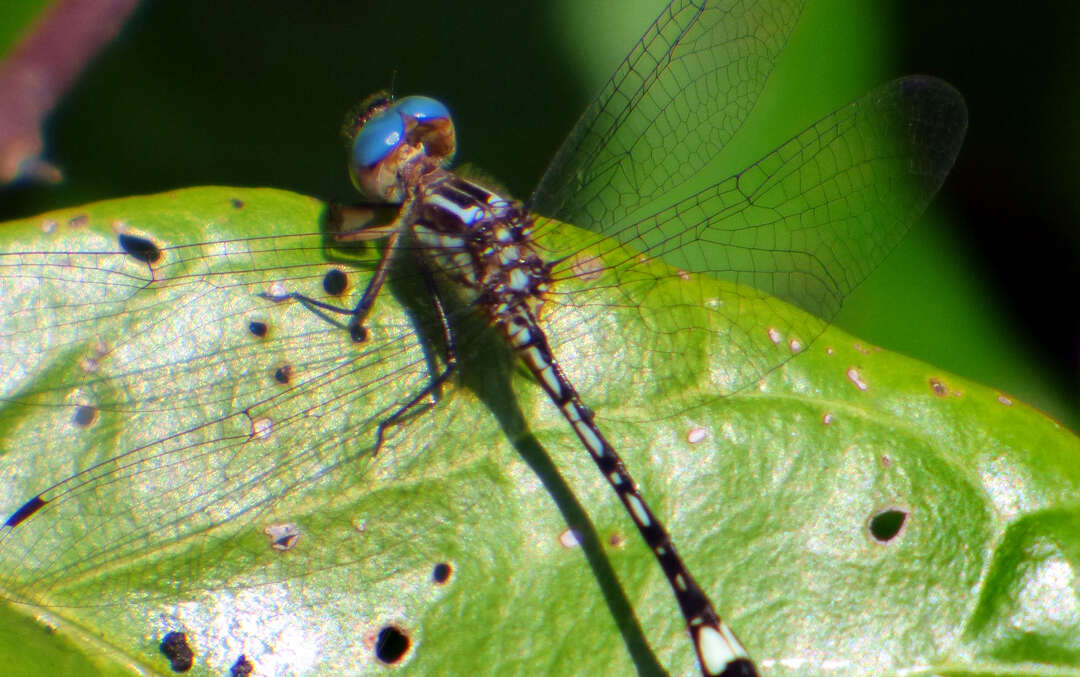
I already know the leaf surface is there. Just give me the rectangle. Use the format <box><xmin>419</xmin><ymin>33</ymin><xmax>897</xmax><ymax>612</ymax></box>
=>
<box><xmin>0</xmin><ymin>188</ymin><xmax>1077</xmax><ymax>676</ymax></box>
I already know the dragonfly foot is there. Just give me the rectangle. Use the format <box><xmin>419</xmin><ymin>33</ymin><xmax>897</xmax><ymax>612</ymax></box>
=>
<box><xmin>257</xmin><ymin>291</ymin><xmax>295</xmax><ymax>304</ymax></box>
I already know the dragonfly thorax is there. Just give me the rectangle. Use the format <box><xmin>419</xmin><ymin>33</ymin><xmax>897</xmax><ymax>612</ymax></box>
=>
<box><xmin>413</xmin><ymin>173</ymin><xmax>552</xmax><ymax>324</ymax></box>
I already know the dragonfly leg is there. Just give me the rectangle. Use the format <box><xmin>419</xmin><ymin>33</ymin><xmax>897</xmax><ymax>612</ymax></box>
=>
<box><xmin>256</xmin><ymin>201</ymin><xmax>407</xmax><ymax>322</ymax></box>
<box><xmin>372</xmin><ymin>264</ymin><xmax>458</xmax><ymax>456</ymax></box>
<box><xmin>257</xmin><ymin>290</ymin><xmax>354</xmax><ymax>315</ymax></box>
<box><xmin>345</xmin><ymin>228</ymin><xmax>401</xmax><ymax>342</ymax></box>
<box><xmin>259</xmin><ymin>200</ymin><xmax>415</xmax><ymax>337</ymax></box>
<box><xmin>338</xmin><ymin>192</ymin><xmax>427</xmax><ymax>342</ymax></box>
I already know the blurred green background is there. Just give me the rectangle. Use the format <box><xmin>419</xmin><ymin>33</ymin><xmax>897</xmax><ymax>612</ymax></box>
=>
<box><xmin>0</xmin><ymin>0</ymin><xmax>1077</xmax><ymax>431</ymax></box>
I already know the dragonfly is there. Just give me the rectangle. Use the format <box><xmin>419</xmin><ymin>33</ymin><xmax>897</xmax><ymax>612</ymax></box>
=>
<box><xmin>0</xmin><ymin>0</ymin><xmax>966</xmax><ymax>675</ymax></box>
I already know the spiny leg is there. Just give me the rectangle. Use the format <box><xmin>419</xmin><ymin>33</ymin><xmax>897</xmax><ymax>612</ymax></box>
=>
<box><xmin>262</xmin><ymin>203</ymin><xmax>457</xmax><ymax>455</ymax></box>
<box><xmin>257</xmin><ymin>289</ymin><xmax>355</xmax><ymax>320</ymax></box>
<box><xmin>345</xmin><ymin>229</ymin><xmax>401</xmax><ymax>342</ymax></box>
<box><xmin>261</xmin><ymin>200</ymin><xmax>413</xmax><ymax>341</ymax></box>
<box><xmin>258</xmin><ymin>251</ymin><xmax>457</xmax><ymax>456</ymax></box>
<box><xmin>331</xmin><ymin>198</ymin><xmax>423</xmax><ymax>343</ymax></box>
<box><xmin>258</xmin><ymin>202</ymin><xmax>402</xmax><ymax>323</ymax></box>
<box><xmin>370</xmin><ymin>263</ymin><xmax>459</xmax><ymax>455</ymax></box>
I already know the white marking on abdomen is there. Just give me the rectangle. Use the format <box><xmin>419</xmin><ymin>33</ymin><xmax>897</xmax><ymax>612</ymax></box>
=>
<box><xmin>508</xmin><ymin>327</ymin><xmax>533</xmax><ymax>350</ymax></box>
<box><xmin>574</xmin><ymin>421</ymin><xmax>606</xmax><ymax>458</ymax></box>
<box><xmin>524</xmin><ymin>346</ymin><xmax>545</xmax><ymax>367</ymax></box>
<box><xmin>561</xmin><ymin>402</ymin><xmax>582</xmax><ymax>422</ymax></box>
<box><xmin>538</xmin><ymin>364</ymin><xmax>561</xmax><ymax>394</ymax></box>
<box><xmin>696</xmin><ymin>625</ymin><xmax>742</xmax><ymax>674</ymax></box>
<box><xmin>626</xmin><ymin>494</ymin><xmax>651</xmax><ymax>527</ymax></box>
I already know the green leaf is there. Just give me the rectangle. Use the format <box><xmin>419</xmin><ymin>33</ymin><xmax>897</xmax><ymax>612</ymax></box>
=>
<box><xmin>1</xmin><ymin>187</ymin><xmax>1078</xmax><ymax>676</ymax></box>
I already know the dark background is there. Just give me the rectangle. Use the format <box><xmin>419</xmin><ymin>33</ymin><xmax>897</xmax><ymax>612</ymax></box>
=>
<box><xmin>1</xmin><ymin>0</ymin><xmax>1076</xmax><ymax>430</ymax></box>
<box><xmin>890</xmin><ymin>2</ymin><xmax>1079</xmax><ymax>431</ymax></box>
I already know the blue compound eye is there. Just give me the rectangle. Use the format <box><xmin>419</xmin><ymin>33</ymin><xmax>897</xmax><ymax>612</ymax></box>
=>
<box><xmin>352</xmin><ymin>106</ymin><xmax>406</xmax><ymax>169</ymax></box>
<box><xmin>393</xmin><ymin>96</ymin><xmax>451</xmax><ymax>124</ymax></box>
<box><xmin>348</xmin><ymin>94</ymin><xmax>456</xmax><ymax>201</ymax></box>
<box><xmin>350</xmin><ymin>96</ymin><xmax>452</xmax><ymax>170</ymax></box>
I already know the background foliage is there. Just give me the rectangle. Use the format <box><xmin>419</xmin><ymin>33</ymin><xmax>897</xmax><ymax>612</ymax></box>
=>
<box><xmin>0</xmin><ymin>0</ymin><xmax>1076</xmax><ymax>429</ymax></box>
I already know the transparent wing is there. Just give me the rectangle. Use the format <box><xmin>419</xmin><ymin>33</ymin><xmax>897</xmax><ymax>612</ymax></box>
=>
<box><xmin>534</xmin><ymin>76</ymin><xmax>967</xmax><ymax>401</ymax></box>
<box><xmin>531</xmin><ymin>0</ymin><xmax>806</xmax><ymax>230</ymax></box>
<box><xmin>0</xmin><ymin>198</ymin><xmax>486</xmax><ymax>626</ymax></box>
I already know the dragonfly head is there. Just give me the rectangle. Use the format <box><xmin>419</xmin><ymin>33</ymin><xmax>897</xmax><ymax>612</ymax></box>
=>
<box><xmin>346</xmin><ymin>92</ymin><xmax>457</xmax><ymax>203</ymax></box>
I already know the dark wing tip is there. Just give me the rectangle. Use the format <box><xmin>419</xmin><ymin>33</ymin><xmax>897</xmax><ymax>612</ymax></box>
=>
<box><xmin>4</xmin><ymin>495</ymin><xmax>46</xmax><ymax>528</ymax></box>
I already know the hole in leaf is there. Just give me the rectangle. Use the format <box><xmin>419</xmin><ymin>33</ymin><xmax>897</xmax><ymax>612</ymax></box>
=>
<box><xmin>869</xmin><ymin>508</ymin><xmax>908</xmax><ymax>542</ymax></box>
<box><xmin>323</xmin><ymin>268</ymin><xmax>348</xmax><ymax>295</ymax></box>
<box><xmin>118</xmin><ymin>233</ymin><xmax>162</xmax><ymax>264</ymax></box>
<box><xmin>248</xmin><ymin>321</ymin><xmax>268</xmax><ymax>338</ymax></box>
<box><xmin>72</xmin><ymin>405</ymin><xmax>97</xmax><ymax>427</ymax></box>
<box><xmin>159</xmin><ymin>631</ymin><xmax>194</xmax><ymax>672</ymax></box>
<box><xmin>374</xmin><ymin>626</ymin><xmax>410</xmax><ymax>664</ymax></box>
<box><xmin>264</xmin><ymin>523</ymin><xmax>300</xmax><ymax>551</ymax></box>
<box><xmin>274</xmin><ymin>365</ymin><xmax>293</xmax><ymax>384</ymax></box>
<box><xmin>432</xmin><ymin>562</ymin><xmax>452</xmax><ymax>584</ymax></box>
<box><xmin>230</xmin><ymin>655</ymin><xmax>254</xmax><ymax>677</ymax></box>
<box><xmin>231</xmin><ymin>198</ymin><xmax>245</xmax><ymax>209</ymax></box>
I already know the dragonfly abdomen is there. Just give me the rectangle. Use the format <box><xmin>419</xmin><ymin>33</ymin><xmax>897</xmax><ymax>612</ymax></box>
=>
<box><xmin>500</xmin><ymin>305</ymin><xmax>757</xmax><ymax>677</ymax></box>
